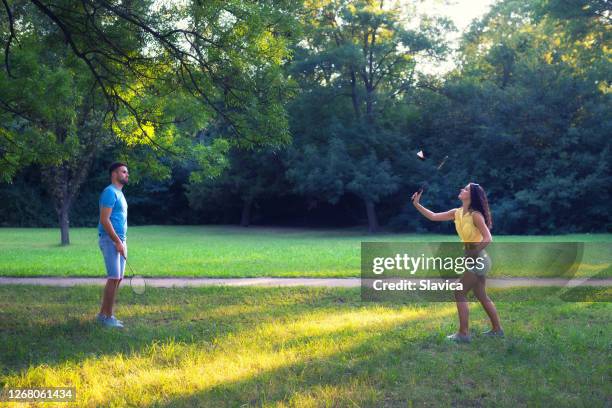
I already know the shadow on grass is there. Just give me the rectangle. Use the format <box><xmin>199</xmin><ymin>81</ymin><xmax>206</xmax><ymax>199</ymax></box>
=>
<box><xmin>147</xmin><ymin>318</ymin><xmax>433</xmax><ymax>407</ymax></box>
<box><xmin>0</xmin><ymin>286</ymin><xmax>347</xmax><ymax>374</ymax></box>
<box><xmin>148</xmin><ymin>301</ymin><xmax>609</xmax><ymax>408</ymax></box>
<box><xmin>157</xmin><ymin>323</ymin><xmax>609</xmax><ymax>406</ymax></box>
<box><xmin>1</xmin><ymin>286</ymin><xmax>609</xmax><ymax>407</ymax></box>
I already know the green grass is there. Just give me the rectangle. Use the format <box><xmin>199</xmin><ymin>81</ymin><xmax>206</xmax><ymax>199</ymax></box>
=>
<box><xmin>0</xmin><ymin>226</ymin><xmax>610</xmax><ymax>278</ymax></box>
<box><xmin>0</xmin><ymin>286</ymin><xmax>610</xmax><ymax>407</ymax></box>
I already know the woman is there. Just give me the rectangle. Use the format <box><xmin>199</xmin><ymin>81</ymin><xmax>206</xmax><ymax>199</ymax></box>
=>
<box><xmin>412</xmin><ymin>183</ymin><xmax>504</xmax><ymax>343</ymax></box>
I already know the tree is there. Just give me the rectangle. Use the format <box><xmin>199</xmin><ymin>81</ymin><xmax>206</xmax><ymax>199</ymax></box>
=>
<box><xmin>0</xmin><ymin>3</ymin><xmax>222</xmax><ymax>244</ymax></box>
<box><xmin>187</xmin><ymin>147</ymin><xmax>288</xmax><ymax>227</ymax></box>
<box><xmin>438</xmin><ymin>0</ymin><xmax>612</xmax><ymax>233</ymax></box>
<box><xmin>286</xmin><ymin>0</ymin><xmax>449</xmax><ymax>232</ymax></box>
<box><xmin>0</xmin><ymin>0</ymin><xmax>297</xmax><ymax>243</ymax></box>
<box><xmin>1</xmin><ymin>0</ymin><xmax>296</xmax><ymax>147</ymax></box>
<box><xmin>0</xmin><ymin>23</ymin><xmax>116</xmax><ymax>243</ymax></box>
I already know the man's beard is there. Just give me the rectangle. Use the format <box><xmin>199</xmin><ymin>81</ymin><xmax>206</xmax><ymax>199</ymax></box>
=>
<box><xmin>119</xmin><ymin>178</ymin><xmax>129</xmax><ymax>185</ymax></box>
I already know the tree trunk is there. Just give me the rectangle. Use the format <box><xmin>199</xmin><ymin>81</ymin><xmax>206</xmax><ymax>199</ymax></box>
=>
<box><xmin>350</xmin><ymin>67</ymin><xmax>360</xmax><ymax>118</ymax></box>
<box><xmin>42</xmin><ymin>147</ymin><xmax>96</xmax><ymax>246</ymax></box>
<box><xmin>53</xmin><ymin>167</ymin><xmax>73</xmax><ymax>246</ymax></box>
<box><xmin>240</xmin><ymin>198</ymin><xmax>252</xmax><ymax>227</ymax></box>
<box><xmin>58</xmin><ymin>203</ymin><xmax>70</xmax><ymax>245</ymax></box>
<box><xmin>364</xmin><ymin>199</ymin><xmax>379</xmax><ymax>233</ymax></box>
<box><xmin>365</xmin><ymin>86</ymin><xmax>374</xmax><ymax>124</ymax></box>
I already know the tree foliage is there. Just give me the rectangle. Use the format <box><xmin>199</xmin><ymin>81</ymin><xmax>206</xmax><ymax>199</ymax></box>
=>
<box><xmin>286</xmin><ymin>0</ymin><xmax>449</xmax><ymax>232</ymax></box>
<box><xmin>0</xmin><ymin>0</ymin><xmax>609</xmax><ymax>234</ymax></box>
<box><xmin>0</xmin><ymin>0</ymin><xmax>297</xmax><ymax>243</ymax></box>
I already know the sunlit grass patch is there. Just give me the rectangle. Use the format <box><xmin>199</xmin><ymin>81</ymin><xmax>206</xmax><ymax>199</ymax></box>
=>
<box><xmin>0</xmin><ymin>286</ymin><xmax>610</xmax><ymax>407</ymax></box>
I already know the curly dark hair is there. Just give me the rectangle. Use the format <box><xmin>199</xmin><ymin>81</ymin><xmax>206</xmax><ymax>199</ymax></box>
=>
<box><xmin>469</xmin><ymin>183</ymin><xmax>493</xmax><ymax>229</ymax></box>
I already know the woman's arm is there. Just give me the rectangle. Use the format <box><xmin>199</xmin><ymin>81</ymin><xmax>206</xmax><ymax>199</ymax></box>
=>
<box><xmin>469</xmin><ymin>211</ymin><xmax>492</xmax><ymax>253</ymax></box>
<box><xmin>411</xmin><ymin>191</ymin><xmax>456</xmax><ymax>222</ymax></box>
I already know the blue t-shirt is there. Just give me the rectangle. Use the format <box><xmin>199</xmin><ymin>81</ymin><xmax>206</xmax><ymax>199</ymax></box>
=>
<box><xmin>98</xmin><ymin>184</ymin><xmax>128</xmax><ymax>240</ymax></box>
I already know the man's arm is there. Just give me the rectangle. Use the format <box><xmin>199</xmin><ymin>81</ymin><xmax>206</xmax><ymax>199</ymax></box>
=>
<box><xmin>100</xmin><ymin>207</ymin><xmax>126</xmax><ymax>258</ymax></box>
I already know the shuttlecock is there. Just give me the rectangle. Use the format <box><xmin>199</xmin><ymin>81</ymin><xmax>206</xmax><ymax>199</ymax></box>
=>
<box><xmin>417</xmin><ymin>150</ymin><xmax>425</xmax><ymax>160</ymax></box>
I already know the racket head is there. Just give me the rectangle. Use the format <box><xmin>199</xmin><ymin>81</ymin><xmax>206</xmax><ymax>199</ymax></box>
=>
<box><xmin>123</xmin><ymin>256</ymin><xmax>146</xmax><ymax>295</ymax></box>
<box><xmin>130</xmin><ymin>275</ymin><xmax>146</xmax><ymax>295</ymax></box>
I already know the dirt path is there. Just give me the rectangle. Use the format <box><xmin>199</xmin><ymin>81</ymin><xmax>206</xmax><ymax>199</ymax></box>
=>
<box><xmin>1</xmin><ymin>277</ymin><xmax>611</xmax><ymax>288</ymax></box>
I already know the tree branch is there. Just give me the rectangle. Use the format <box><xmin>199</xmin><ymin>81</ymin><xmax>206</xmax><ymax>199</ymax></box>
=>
<box><xmin>30</xmin><ymin>0</ymin><xmax>115</xmax><ymax>112</ymax></box>
<box><xmin>2</xmin><ymin>0</ymin><xmax>16</xmax><ymax>78</ymax></box>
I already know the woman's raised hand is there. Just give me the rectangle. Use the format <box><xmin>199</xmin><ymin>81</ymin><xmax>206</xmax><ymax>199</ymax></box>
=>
<box><xmin>411</xmin><ymin>190</ymin><xmax>422</xmax><ymax>205</ymax></box>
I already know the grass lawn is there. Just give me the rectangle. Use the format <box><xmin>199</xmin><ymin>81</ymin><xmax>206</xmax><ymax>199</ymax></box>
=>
<box><xmin>0</xmin><ymin>285</ymin><xmax>610</xmax><ymax>407</ymax></box>
<box><xmin>0</xmin><ymin>226</ymin><xmax>610</xmax><ymax>278</ymax></box>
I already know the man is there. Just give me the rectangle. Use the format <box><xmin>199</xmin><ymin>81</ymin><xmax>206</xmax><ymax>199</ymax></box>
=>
<box><xmin>97</xmin><ymin>162</ymin><xmax>129</xmax><ymax>328</ymax></box>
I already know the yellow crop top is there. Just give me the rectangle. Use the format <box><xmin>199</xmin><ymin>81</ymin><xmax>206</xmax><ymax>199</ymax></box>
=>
<box><xmin>454</xmin><ymin>207</ymin><xmax>483</xmax><ymax>243</ymax></box>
